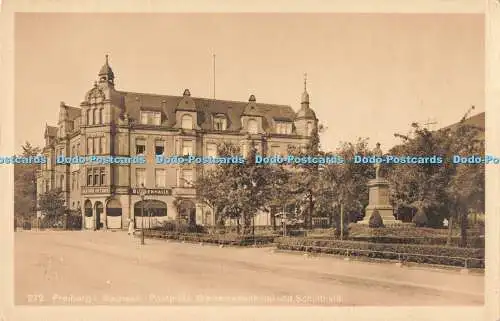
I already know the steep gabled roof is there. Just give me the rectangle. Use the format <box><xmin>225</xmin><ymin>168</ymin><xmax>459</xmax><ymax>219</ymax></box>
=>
<box><xmin>65</xmin><ymin>105</ymin><xmax>82</xmax><ymax>120</ymax></box>
<box><xmin>116</xmin><ymin>90</ymin><xmax>296</xmax><ymax>131</ymax></box>
<box><xmin>45</xmin><ymin>125</ymin><xmax>58</xmax><ymax>137</ymax></box>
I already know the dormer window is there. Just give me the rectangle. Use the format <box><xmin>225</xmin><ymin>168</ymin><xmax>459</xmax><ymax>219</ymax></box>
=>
<box><xmin>140</xmin><ymin>111</ymin><xmax>161</xmax><ymax>125</ymax></box>
<box><xmin>181</xmin><ymin>114</ymin><xmax>193</xmax><ymax>129</ymax></box>
<box><xmin>247</xmin><ymin>119</ymin><xmax>258</xmax><ymax>134</ymax></box>
<box><xmin>213</xmin><ymin>114</ymin><xmax>227</xmax><ymax>131</ymax></box>
<box><xmin>276</xmin><ymin>122</ymin><xmax>292</xmax><ymax>135</ymax></box>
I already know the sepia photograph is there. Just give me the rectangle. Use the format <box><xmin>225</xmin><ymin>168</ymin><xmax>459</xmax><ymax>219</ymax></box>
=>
<box><xmin>2</xmin><ymin>1</ymin><xmax>500</xmax><ymax>321</ymax></box>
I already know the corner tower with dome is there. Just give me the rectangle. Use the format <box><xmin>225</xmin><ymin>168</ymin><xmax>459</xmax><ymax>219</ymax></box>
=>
<box><xmin>36</xmin><ymin>56</ymin><xmax>319</xmax><ymax>230</ymax></box>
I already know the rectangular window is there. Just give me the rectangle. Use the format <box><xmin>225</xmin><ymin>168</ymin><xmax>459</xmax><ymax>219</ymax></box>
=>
<box><xmin>140</xmin><ymin>111</ymin><xmax>161</xmax><ymax>125</ymax></box>
<box><xmin>181</xmin><ymin>140</ymin><xmax>193</xmax><ymax>156</ymax></box>
<box><xmin>87</xmin><ymin>169</ymin><xmax>93</xmax><ymax>186</ymax></box>
<box><xmin>276</xmin><ymin>122</ymin><xmax>292</xmax><ymax>134</ymax></box>
<box><xmin>136</xmin><ymin>168</ymin><xmax>146</xmax><ymax>187</ymax></box>
<box><xmin>87</xmin><ymin>138</ymin><xmax>93</xmax><ymax>154</ymax></box>
<box><xmin>206</xmin><ymin>143</ymin><xmax>217</xmax><ymax>157</ymax></box>
<box><xmin>98</xmin><ymin>137</ymin><xmax>105</xmax><ymax>154</ymax></box>
<box><xmin>241</xmin><ymin>143</ymin><xmax>248</xmax><ymax>157</ymax></box>
<box><xmin>93</xmin><ymin>168</ymin><xmax>100</xmax><ymax>186</ymax></box>
<box><xmin>270</xmin><ymin>145</ymin><xmax>280</xmax><ymax>156</ymax></box>
<box><xmin>93</xmin><ymin>138</ymin><xmax>99</xmax><ymax>154</ymax></box>
<box><xmin>213</xmin><ymin>116</ymin><xmax>227</xmax><ymax>131</ymax></box>
<box><xmin>136</xmin><ymin>139</ymin><xmax>146</xmax><ymax>155</ymax></box>
<box><xmin>141</xmin><ymin>112</ymin><xmax>148</xmax><ymax>124</ymax></box>
<box><xmin>155</xmin><ymin>169</ymin><xmax>166</xmax><ymax>188</ymax></box>
<box><xmin>153</xmin><ymin>112</ymin><xmax>161</xmax><ymax>125</ymax></box>
<box><xmin>100</xmin><ymin>168</ymin><xmax>106</xmax><ymax>186</ymax></box>
<box><xmin>181</xmin><ymin>169</ymin><xmax>193</xmax><ymax>187</ymax></box>
<box><xmin>155</xmin><ymin>141</ymin><xmax>165</xmax><ymax>155</ymax></box>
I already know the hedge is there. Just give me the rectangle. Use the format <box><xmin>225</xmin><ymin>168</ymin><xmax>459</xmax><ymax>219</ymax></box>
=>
<box><xmin>306</xmin><ymin>235</ymin><xmax>484</xmax><ymax>248</ymax></box>
<box><xmin>275</xmin><ymin>237</ymin><xmax>484</xmax><ymax>268</ymax></box>
<box><xmin>348</xmin><ymin>224</ymin><xmax>483</xmax><ymax>238</ymax></box>
<box><xmin>143</xmin><ymin>230</ymin><xmax>276</xmax><ymax>246</ymax></box>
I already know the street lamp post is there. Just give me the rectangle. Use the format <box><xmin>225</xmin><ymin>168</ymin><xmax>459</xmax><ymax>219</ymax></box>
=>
<box><xmin>139</xmin><ymin>184</ymin><xmax>146</xmax><ymax>245</ymax></box>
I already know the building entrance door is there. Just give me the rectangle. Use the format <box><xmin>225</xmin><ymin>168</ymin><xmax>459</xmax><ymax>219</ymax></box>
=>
<box><xmin>95</xmin><ymin>202</ymin><xmax>103</xmax><ymax>230</ymax></box>
<box><xmin>84</xmin><ymin>200</ymin><xmax>93</xmax><ymax>229</ymax></box>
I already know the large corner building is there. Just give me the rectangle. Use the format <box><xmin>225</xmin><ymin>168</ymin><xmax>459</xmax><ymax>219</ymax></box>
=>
<box><xmin>36</xmin><ymin>56</ymin><xmax>318</xmax><ymax>230</ymax></box>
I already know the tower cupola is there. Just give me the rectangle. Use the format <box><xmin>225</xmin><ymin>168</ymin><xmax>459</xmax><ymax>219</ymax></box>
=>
<box><xmin>98</xmin><ymin>54</ymin><xmax>115</xmax><ymax>85</ymax></box>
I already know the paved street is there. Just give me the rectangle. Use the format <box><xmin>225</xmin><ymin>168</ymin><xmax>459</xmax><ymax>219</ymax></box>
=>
<box><xmin>15</xmin><ymin>231</ymin><xmax>484</xmax><ymax>306</ymax></box>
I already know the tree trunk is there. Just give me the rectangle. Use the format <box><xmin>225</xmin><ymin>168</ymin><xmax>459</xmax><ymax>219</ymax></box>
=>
<box><xmin>446</xmin><ymin>214</ymin><xmax>453</xmax><ymax>246</ymax></box>
<box><xmin>271</xmin><ymin>208</ymin><xmax>276</xmax><ymax>231</ymax></box>
<box><xmin>307</xmin><ymin>192</ymin><xmax>313</xmax><ymax>230</ymax></box>
<box><xmin>242</xmin><ymin>213</ymin><xmax>251</xmax><ymax>235</ymax></box>
<box><xmin>340</xmin><ymin>203</ymin><xmax>344</xmax><ymax>240</ymax></box>
<box><xmin>236</xmin><ymin>218</ymin><xmax>241</xmax><ymax>235</ymax></box>
<box><xmin>459</xmin><ymin>210</ymin><xmax>468</xmax><ymax>248</ymax></box>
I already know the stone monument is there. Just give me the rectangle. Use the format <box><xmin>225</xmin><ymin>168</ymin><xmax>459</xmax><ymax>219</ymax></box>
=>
<box><xmin>359</xmin><ymin>143</ymin><xmax>402</xmax><ymax>226</ymax></box>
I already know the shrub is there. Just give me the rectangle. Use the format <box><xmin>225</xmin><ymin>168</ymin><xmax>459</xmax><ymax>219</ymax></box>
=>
<box><xmin>275</xmin><ymin>237</ymin><xmax>484</xmax><ymax>268</ymax></box>
<box><xmin>413</xmin><ymin>208</ymin><xmax>428</xmax><ymax>227</ymax></box>
<box><xmin>155</xmin><ymin>220</ymin><xmax>206</xmax><ymax>233</ymax></box>
<box><xmin>368</xmin><ymin>210</ymin><xmax>384</xmax><ymax>228</ymax></box>
<box><xmin>143</xmin><ymin>230</ymin><xmax>276</xmax><ymax>246</ymax></box>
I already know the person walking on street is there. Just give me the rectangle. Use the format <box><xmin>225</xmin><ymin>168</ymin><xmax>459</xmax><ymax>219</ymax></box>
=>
<box><xmin>128</xmin><ymin>218</ymin><xmax>135</xmax><ymax>235</ymax></box>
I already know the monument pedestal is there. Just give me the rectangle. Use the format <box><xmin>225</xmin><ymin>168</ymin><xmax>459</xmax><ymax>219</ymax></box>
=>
<box><xmin>359</xmin><ymin>178</ymin><xmax>402</xmax><ymax>226</ymax></box>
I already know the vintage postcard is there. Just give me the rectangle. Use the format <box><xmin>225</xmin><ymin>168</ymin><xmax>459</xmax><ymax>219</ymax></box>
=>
<box><xmin>1</xmin><ymin>1</ymin><xmax>499</xmax><ymax>321</ymax></box>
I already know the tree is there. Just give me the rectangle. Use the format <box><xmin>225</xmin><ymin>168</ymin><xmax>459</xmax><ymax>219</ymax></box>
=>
<box><xmin>387</xmin><ymin>123</ymin><xmax>452</xmax><ymax>227</ymax></box>
<box><xmin>412</xmin><ymin>206</ymin><xmax>428</xmax><ymax>227</ymax></box>
<box><xmin>287</xmin><ymin>125</ymin><xmax>324</xmax><ymax>229</ymax></box>
<box><xmin>387</xmin><ymin>108</ymin><xmax>484</xmax><ymax>247</ymax></box>
<box><xmin>14</xmin><ymin>142</ymin><xmax>42</xmax><ymax>224</ymax></box>
<box><xmin>195</xmin><ymin>142</ymin><xmax>277</xmax><ymax>234</ymax></box>
<box><xmin>442</xmin><ymin>113</ymin><xmax>484</xmax><ymax>247</ymax></box>
<box><xmin>321</xmin><ymin>138</ymin><xmax>373</xmax><ymax>236</ymax></box>
<box><xmin>38</xmin><ymin>188</ymin><xmax>66</xmax><ymax>219</ymax></box>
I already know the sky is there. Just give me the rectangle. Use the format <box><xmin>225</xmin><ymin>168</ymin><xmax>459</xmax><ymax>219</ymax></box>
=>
<box><xmin>14</xmin><ymin>13</ymin><xmax>484</xmax><ymax>153</ymax></box>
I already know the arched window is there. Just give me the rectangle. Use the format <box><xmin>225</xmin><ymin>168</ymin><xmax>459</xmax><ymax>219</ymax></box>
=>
<box><xmin>92</xmin><ymin>109</ymin><xmax>97</xmax><ymax>125</ymax></box>
<box><xmin>86</xmin><ymin>109</ymin><xmax>90</xmax><ymax>125</ymax></box>
<box><xmin>181</xmin><ymin>114</ymin><xmax>193</xmax><ymax>129</ymax></box>
<box><xmin>99</xmin><ymin>109</ymin><xmax>103</xmax><ymax>124</ymax></box>
<box><xmin>247</xmin><ymin>119</ymin><xmax>258</xmax><ymax>134</ymax></box>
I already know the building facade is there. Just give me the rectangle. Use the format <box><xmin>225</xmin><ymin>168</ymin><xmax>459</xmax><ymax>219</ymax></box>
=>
<box><xmin>36</xmin><ymin>56</ymin><xmax>318</xmax><ymax>230</ymax></box>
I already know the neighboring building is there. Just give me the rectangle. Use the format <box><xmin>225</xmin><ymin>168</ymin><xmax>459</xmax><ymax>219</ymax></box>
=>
<box><xmin>36</xmin><ymin>55</ymin><xmax>318</xmax><ymax>230</ymax></box>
